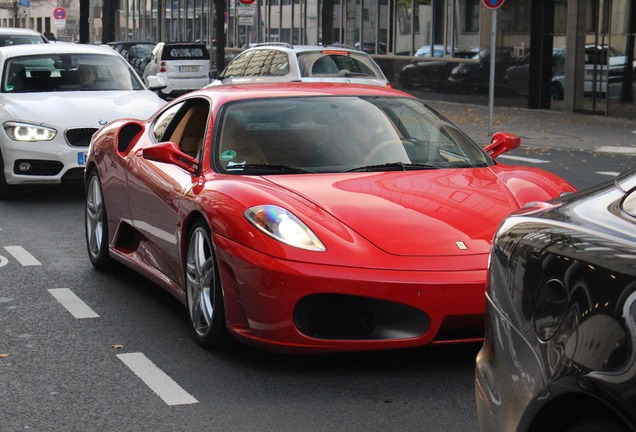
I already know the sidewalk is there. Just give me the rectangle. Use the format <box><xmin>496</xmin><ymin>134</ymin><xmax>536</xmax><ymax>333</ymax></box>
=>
<box><xmin>404</xmin><ymin>91</ymin><xmax>636</xmax><ymax>153</ymax></box>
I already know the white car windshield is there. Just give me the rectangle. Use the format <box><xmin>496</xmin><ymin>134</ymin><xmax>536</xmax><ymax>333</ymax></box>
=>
<box><xmin>217</xmin><ymin>96</ymin><xmax>492</xmax><ymax>174</ymax></box>
<box><xmin>2</xmin><ymin>53</ymin><xmax>144</xmax><ymax>93</ymax></box>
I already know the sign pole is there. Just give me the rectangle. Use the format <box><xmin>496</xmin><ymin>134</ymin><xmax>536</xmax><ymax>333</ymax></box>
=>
<box><xmin>482</xmin><ymin>0</ymin><xmax>505</xmax><ymax>137</ymax></box>
<box><xmin>488</xmin><ymin>8</ymin><xmax>496</xmax><ymax>137</ymax></box>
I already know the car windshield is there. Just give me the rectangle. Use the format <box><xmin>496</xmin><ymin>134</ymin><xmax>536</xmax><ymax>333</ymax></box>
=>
<box><xmin>2</xmin><ymin>53</ymin><xmax>144</xmax><ymax>93</ymax></box>
<box><xmin>0</xmin><ymin>34</ymin><xmax>46</xmax><ymax>46</ymax></box>
<box><xmin>216</xmin><ymin>96</ymin><xmax>491</xmax><ymax>174</ymax></box>
<box><xmin>297</xmin><ymin>51</ymin><xmax>383</xmax><ymax>78</ymax></box>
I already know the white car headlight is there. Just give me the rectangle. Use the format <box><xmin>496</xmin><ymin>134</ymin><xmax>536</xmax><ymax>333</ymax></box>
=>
<box><xmin>4</xmin><ymin>121</ymin><xmax>57</xmax><ymax>142</ymax></box>
<box><xmin>245</xmin><ymin>205</ymin><xmax>326</xmax><ymax>251</ymax></box>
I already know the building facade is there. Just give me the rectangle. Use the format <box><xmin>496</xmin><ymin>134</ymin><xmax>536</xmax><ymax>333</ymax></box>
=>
<box><xmin>1</xmin><ymin>0</ymin><xmax>634</xmax><ymax>119</ymax></box>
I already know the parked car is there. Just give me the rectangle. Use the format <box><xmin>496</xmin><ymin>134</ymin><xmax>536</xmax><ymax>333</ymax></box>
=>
<box><xmin>143</xmin><ymin>42</ymin><xmax>210</xmax><ymax>99</ymax></box>
<box><xmin>0</xmin><ymin>27</ymin><xmax>48</xmax><ymax>46</ymax></box>
<box><xmin>208</xmin><ymin>43</ymin><xmax>390</xmax><ymax>87</ymax></box>
<box><xmin>399</xmin><ymin>47</ymin><xmax>474</xmax><ymax>91</ymax></box>
<box><xmin>503</xmin><ymin>48</ymin><xmax>566</xmax><ymax>100</ymax></box>
<box><xmin>84</xmin><ymin>82</ymin><xmax>574</xmax><ymax>352</ymax></box>
<box><xmin>476</xmin><ymin>168</ymin><xmax>636</xmax><ymax>432</ymax></box>
<box><xmin>582</xmin><ymin>44</ymin><xmax>636</xmax><ymax>100</ymax></box>
<box><xmin>447</xmin><ymin>47</ymin><xmax>515</xmax><ymax>93</ymax></box>
<box><xmin>106</xmin><ymin>40</ymin><xmax>155</xmax><ymax>77</ymax></box>
<box><xmin>0</xmin><ymin>43</ymin><xmax>165</xmax><ymax>198</ymax></box>
<box><xmin>505</xmin><ymin>45</ymin><xmax>635</xmax><ymax>101</ymax></box>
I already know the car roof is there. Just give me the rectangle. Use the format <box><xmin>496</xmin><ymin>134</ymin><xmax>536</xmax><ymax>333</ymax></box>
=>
<box><xmin>195</xmin><ymin>82</ymin><xmax>412</xmax><ymax>105</ymax></box>
<box><xmin>108</xmin><ymin>40</ymin><xmax>155</xmax><ymax>44</ymax></box>
<box><xmin>243</xmin><ymin>43</ymin><xmax>370</xmax><ymax>55</ymax></box>
<box><xmin>159</xmin><ymin>41</ymin><xmax>207</xmax><ymax>47</ymax></box>
<box><xmin>0</xmin><ymin>27</ymin><xmax>44</xmax><ymax>36</ymax></box>
<box><xmin>0</xmin><ymin>43</ymin><xmax>119</xmax><ymax>58</ymax></box>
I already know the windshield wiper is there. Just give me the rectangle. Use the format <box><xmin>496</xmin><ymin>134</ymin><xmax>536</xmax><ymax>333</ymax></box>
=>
<box><xmin>345</xmin><ymin>162</ymin><xmax>437</xmax><ymax>172</ymax></box>
<box><xmin>226</xmin><ymin>163</ymin><xmax>315</xmax><ymax>174</ymax></box>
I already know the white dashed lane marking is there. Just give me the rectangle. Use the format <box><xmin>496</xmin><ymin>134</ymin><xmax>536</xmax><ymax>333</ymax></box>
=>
<box><xmin>48</xmin><ymin>288</ymin><xmax>99</xmax><ymax>319</ymax></box>
<box><xmin>597</xmin><ymin>171</ymin><xmax>621</xmax><ymax>177</ymax></box>
<box><xmin>117</xmin><ymin>352</ymin><xmax>198</xmax><ymax>406</ymax></box>
<box><xmin>4</xmin><ymin>246</ymin><xmax>41</xmax><ymax>266</ymax></box>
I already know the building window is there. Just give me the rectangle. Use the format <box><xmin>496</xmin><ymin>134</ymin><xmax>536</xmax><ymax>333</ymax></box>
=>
<box><xmin>464</xmin><ymin>0</ymin><xmax>479</xmax><ymax>33</ymax></box>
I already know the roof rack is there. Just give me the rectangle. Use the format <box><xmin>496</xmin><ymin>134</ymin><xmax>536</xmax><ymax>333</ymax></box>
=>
<box><xmin>252</xmin><ymin>42</ymin><xmax>293</xmax><ymax>48</ymax></box>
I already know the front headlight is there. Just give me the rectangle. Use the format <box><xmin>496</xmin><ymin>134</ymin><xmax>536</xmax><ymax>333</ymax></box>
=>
<box><xmin>244</xmin><ymin>205</ymin><xmax>326</xmax><ymax>251</ymax></box>
<box><xmin>4</xmin><ymin>121</ymin><xmax>57</xmax><ymax>142</ymax></box>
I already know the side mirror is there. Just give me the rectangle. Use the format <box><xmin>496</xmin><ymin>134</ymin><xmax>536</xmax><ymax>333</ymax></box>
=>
<box><xmin>146</xmin><ymin>75</ymin><xmax>167</xmax><ymax>91</ymax></box>
<box><xmin>209</xmin><ymin>70</ymin><xmax>219</xmax><ymax>79</ymax></box>
<box><xmin>143</xmin><ymin>142</ymin><xmax>199</xmax><ymax>174</ymax></box>
<box><xmin>484</xmin><ymin>132</ymin><xmax>520</xmax><ymax>159</ymax></box>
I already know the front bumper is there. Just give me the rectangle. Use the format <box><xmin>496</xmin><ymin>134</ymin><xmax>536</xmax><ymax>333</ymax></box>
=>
<box><xmin>475</xmin><ymin>295</ymin><xmax>545</xmax><ymax>432</ymax></box>
<box><xmin>215</xmin><ymin>235</ymin><xmax>487</xmax><ymax>353</ymax></box>
<box><xmin>1</xmin><ymin>136</ymin><xmax>87</xmax><ymax>185</ymax></box>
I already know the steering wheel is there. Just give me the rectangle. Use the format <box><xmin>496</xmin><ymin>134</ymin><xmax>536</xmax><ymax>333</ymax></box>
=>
<box><xmin>363</xmin><ymin>140</ymin><xmax>407</xmax><ymax>165</ymax></box>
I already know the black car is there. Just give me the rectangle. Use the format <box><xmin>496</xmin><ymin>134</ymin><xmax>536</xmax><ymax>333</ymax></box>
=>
<box><xmin>398</xmin><ymin>46</ymin><xmax>474</xmax><ymax>91</ymax></box>
<box><xmin>503</xmin><ymin>48</ymin><xmax>566</xmax><ymax>99</ymax></box>
<box><xmin>447</xmin><ymin>47</ymin><xmax>515</xmax><ymax>93</ymax></box>
<box><xmin>476</xmin><ymin>168</ymin><xmax>636</xmax><ymax>432</ymax></box>
<box><xmin>107</xmin><ymin>41</ymin><xmax>156</xmax><ymax>77</ymax></box>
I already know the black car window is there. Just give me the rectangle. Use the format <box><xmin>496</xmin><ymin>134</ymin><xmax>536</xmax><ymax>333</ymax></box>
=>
<box><xmin>162</xmin><ymin>45</ymin><xmax>209</xmax><ymax>60</ymax></box>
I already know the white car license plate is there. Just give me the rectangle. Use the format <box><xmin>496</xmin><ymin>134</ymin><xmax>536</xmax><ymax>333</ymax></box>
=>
<box><xmin>78</xmin><ymin>152</ymin><xmax>87</xmax><ymax>165</ymax></box>
<box><xmin>179</xmin><ymin>65</ymin><xmax>199</xmax><ymax>72</ymax></box>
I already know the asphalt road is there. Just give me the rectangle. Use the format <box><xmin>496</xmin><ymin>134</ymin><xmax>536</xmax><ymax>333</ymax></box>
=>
<box><xmin>1</xmin><ymin>146</ymin><xmax>633</xmax><ymax>431</ymax></box>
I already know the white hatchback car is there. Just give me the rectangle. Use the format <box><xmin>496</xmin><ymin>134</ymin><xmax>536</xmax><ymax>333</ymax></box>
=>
<box><xmin>208</xmin><ymin>43</ymin><xmax>390</xmax><ymax>87</ymax></box>
<box><xmin>143</xmin><ymin>42</ymin><xmax>211</xmax><ymax>99</ymax></box>
<box><xmin>0</xmin><ymin>43</ymin><xmax>166</xmax><ymax>198</ymax></box>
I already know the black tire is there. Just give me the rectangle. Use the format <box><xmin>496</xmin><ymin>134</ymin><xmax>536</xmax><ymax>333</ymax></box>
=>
<box><xmin>551</xmin><ymin>82</ymin><xmax>564</xmax><ymax>101</ymax></box>
<box><xmin>565</xmin><ymin>418</ymin><xmax>629</xmax><ymax>432</ymax></box>
<box><xmin>185</xmin><ymin>220</ymin><xmax>227</xmax><ymax>349</ymax></box>
<box><xmin>85</xmin><ymin>169</ymin><xmax>112</xmax><ymax>270</ymax></box>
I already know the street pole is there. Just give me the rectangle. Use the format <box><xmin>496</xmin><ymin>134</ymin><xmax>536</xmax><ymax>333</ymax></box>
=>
<box><xmin>488</xmin><ymin>8</ymin><xmax>496</xmax><ymax>137</ymax></box>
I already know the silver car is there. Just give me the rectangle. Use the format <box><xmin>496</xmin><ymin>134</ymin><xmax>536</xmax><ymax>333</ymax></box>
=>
<box><xmin>209</xmin><ymin>43</ymin><xmax>390</xmax><ymax>87</ymax></box>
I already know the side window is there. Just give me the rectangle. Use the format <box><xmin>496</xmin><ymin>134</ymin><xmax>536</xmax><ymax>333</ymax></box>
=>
<box><xmin>269</xmin><ymin>51</ymin><xmax>290</xmax><ymax>76</ymax></box>
<box><xmin>151</xmin><ymin>98</ymin><xmax>210</xmax><ymax>159</ymax></box>
<box><xmin>152</xmin><ymin>102</ymin><xmax>185</xmax><ymax>142</ymax></box>
<box><xmin>243</xmin><ymin>49</ymin><xmax>271</xmax><ymax>76</ymax></box>
<box><xmin>220</xmin><ymin>51</ymin><xmax>254</xmax><ymax>78</ymax></box>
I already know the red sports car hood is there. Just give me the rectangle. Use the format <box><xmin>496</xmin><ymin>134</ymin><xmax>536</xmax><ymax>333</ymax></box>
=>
<box><xmin>266</xmin><ymin>168</ymin><xmax>522</xmax><ymax>256</ymax></box>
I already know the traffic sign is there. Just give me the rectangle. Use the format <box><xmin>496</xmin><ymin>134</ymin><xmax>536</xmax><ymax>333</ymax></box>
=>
<box><xmin>53</xmin><ymin>6</ymin><xmax>66</xmax><ymax>19</ymax></box>
<box><xmin>238</xmin><ymin>0</ymin><xmax>255</xmax><ymax>5</ymax></box>
<box><xmin>482</xmin><ymin>0</ymin><xmax>505</xmax><ymax>9</ymax></box>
